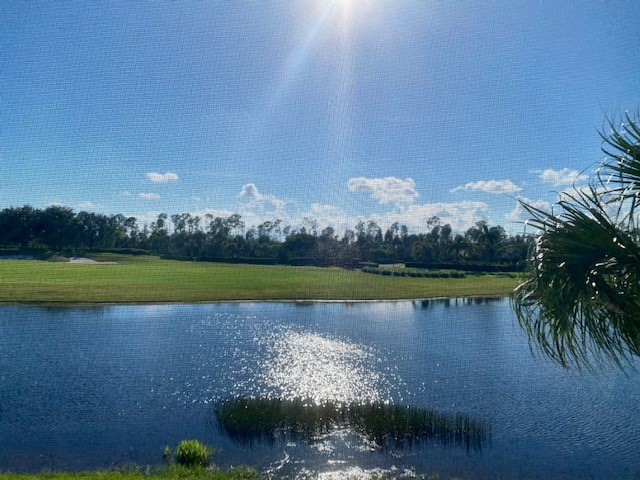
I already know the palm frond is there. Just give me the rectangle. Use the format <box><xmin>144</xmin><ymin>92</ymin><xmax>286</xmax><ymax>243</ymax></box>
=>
<box><xmin>513</xmin><ymin>142</ymin><xmax>640</xmax><ymax>369</ymax></box>
<box><xmin>599</xmin><ymin>111</ymin><xmax>640</xmax><ymax>201</ymax></box>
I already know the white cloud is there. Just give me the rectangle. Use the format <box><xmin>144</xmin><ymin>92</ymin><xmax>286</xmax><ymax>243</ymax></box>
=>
<box><xmin>46</xmin><ymin>201</ymin><xmax>101</xmax><ymax>212</ymax></box>
<box><xmin>189</xmin><ymin>186</ymin><xmax>353</xmax><ymax>235</ymax></box>
<box><xmin>371</xmin><ymin>201</ymin><xmax>489</xmax><ymax>233</ymax></box>
<box><xmin>308</xmin><ymin>203</ymin><xmax>354</xmax><ymax>232</ymax></box>
<box><xmin>233</xmin><ymin>182</ymin><xmax>486</xmax><ymax>234</ymax></box>
<box><xmin>121</xmin><ymin>211</ymin><xmax>163</xmax><ymax>228</ymax></box>
<box><xmin>138</xmin><ymin>192</ymin><xmax>160</xmax><ymax>200</ymax></box>
<box><xmin>238</xmin><ymin>183</ymin><xmax>286</xmax><ymax>211</ymax></box>
<box><xmin>77</xmin><ymin>201</ymin><xmax>100</xmax><ymax>211</ymax></box>
<box><xmin>538</xmin><ymin>168</ymin><xmax>588</xmax><ymax>186</ymax></box>
<box><xmin>146</xmin><ymin>172</ymin><xmax>179</xmax><ymax>183</ymax></box>
<box><xmin>239</xmin><ymin>183</ymin><xmax>261</xmax><ymax>201</ymax></box>
<box><xmin>199</xmin><ymin>208</ymin><xmax>236</xmax><ymax>218</ymax></box>
<box><xmin>347</xmin><ymin>177</ymin><xmax>418</xmax><ymax>205</ymax></box>
<box><xmin>123</xmin><ymin>191</ymin><xmax>160</xmax><ymax>200</ymax></box>
<box><xmin>451</xmin><ymin>179</ymin><xmax>522</xmax><ymax>194</ymax></box>
<box><xmin>506</xmin><ymin>196</ymin><xmax>551</xmax><ymax>225</ymax></box>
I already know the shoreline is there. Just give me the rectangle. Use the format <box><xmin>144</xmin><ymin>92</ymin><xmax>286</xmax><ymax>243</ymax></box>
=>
<box><xmin>0</xmin><ymin>294</ymin><xmax>510</xmax><ymax>308</ymax></box>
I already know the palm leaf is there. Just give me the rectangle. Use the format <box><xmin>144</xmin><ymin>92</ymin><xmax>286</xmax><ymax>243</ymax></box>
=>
<box><xmin>513</xmin><ymin>114</ymin><xmax>640</xmax><ymax>369</ymax></box>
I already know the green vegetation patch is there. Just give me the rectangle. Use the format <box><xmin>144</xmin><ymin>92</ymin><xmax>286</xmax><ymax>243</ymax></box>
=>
<box><xmin>362</xmin><ymin>266</ymin><xmax>467</xmax><ymax>278</ymax></box>
<box><xmin>174</xmin><ymin>440</ymin><xmax>214</xmax><ymax>468</ymax></box>
<box><xmin>0</xmin><ymin>254</ymin><xmax>519</xmax><ymax>303</ymax></box>
<box><xmin>215</xmin><ymin>397</ymin><xmax>490</xmax><ymax>450</ymax></box>
<box><xmin>0</xmin><ymin>465</ymin><xmax>260</xmax><ymax>480</ymax></box>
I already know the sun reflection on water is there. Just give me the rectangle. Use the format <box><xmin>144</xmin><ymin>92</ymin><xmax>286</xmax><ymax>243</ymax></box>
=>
<box><xmin>255</xmin><ymin>328</ymin><xmax>394</xmax><ymax>405</ymax></box>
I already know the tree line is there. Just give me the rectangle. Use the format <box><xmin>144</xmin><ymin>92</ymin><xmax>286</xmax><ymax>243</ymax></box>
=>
<box><xmin>0</xmin><ymin>205</ymin><xmax>531</xmax><ymax>266</ymax></box>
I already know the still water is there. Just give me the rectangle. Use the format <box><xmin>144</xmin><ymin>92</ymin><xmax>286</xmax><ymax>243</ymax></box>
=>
<box><xmin>0</xmin><ymin>299</ymin><xmax>638</xmax><ymax>479</ymax></box>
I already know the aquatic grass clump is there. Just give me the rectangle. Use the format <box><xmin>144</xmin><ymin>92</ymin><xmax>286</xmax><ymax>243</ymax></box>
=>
<box><xmin>214</xmin><ymin>397</ymin><xmax>490</xmax><ymax>450</ymax></box>
<box><xmin>346</xmin><ymin>402</ymin><xmax>489</xmax><ymax>451</ymax></box>
<box><xmin>174</xmin><ymin>439</ymin><xmax>214</xmax><ymax>468</ymax></box>
<box><xmin>214</xmin><ymin>397</ymin><xmax>345</xmax><ymax>443</ymax></box>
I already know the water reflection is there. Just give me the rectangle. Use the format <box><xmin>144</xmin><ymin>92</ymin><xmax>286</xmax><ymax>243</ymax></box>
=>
<box><xmin>255</xmin><ymin>329</ymin><xmax>393</xmax><ymax>404</ymax></box>
<box><xmin>215</xmin><ymin>397</ymin><xmax>490</xmax><ymax>451</ymax></box>
<box><xmin>414</xmin><ymin>297</ymin><xmax>503</xmax><ymax>309</ymax></box>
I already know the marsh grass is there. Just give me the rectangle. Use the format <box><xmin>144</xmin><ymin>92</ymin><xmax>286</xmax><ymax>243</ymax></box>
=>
<box><xmin>214</xmin><ymin>397</ymin><xmax>490</xmax><ymax>451</ymax></box>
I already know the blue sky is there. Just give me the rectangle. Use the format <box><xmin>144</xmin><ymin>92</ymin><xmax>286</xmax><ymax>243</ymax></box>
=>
<box><xmin>2</xmin><ymin>1</ymin><xmax>639</xmax><ymax>233</ymax></box>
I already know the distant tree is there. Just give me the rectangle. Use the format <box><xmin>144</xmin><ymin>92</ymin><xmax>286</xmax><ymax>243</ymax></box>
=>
<box><xmin>0</xmin><ymin>203</ymin><xmax>528</xmax><ymax>268</ymax></box>
<box><xmin>171</xmin><ymin>213</ymin><xmax>188</xmax><ymax>234</ymax></box>
<box><xmin>149</xmin><ymin>213</ymin><xmax>169</xmax><ymax>253</ymax></box>
<box><xmin>37</xmin><ymin>205</ymin><xmax>78</xmax><ymax>251</ymax></box>
<box><xmin>366</xmin><ymin>221</ymin><xmax>383</xmax><ymax>247</ymax></box>
<box><xmin>464</xmin><ymin>221</ymin><xmax>505</xmax><ymax>262</ymax></box>
<box><xmin>411</xmin><ymin>239</ymin><xmax>433</xmax><ymax>262</ymax></box>
<box><xmin>226</xmin><ymin>214</ymin><xmax>244</xmax><ymax>237</ymax></box>
<box><xmin>0</xmin><ymin>206</ymin><xmax>36</xmax><ymax>248</ymax></box>
<box><xmin>301</xmin><ymin>217</ymin><xmax>318</xmax><ymax>237</ymax></box>
<box><xmin>320</xmin><ymin>226</ymin><xmax>336</xmax><ymax>240</ymax></box>
<box><xmin>76</xmin><ymin>211</ymin><xmax>101</xmax><ymax>250</ymax></box>
<box><xmin>451</xmin><ymin>234</ymin><xmax>469</xmax><ymax>261</ymax></box>
<box><xmin>279</xmin><ymin>233</ymin><xmax>318</xmax><ymax>261</ymax></box>
<box><xmin>257</xmin><ymin>221</ymin><xmax>275</xmax><ymax>241</ymax></box>
<box><xmin>384</xmin><ymin>222</ymin><xmax>399</xmax><ymax>247</ymax></box>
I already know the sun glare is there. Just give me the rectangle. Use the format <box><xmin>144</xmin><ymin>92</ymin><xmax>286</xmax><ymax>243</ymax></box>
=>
<box><xmin>333</xmin><ymin>0</ymin><xmax>357</xmax><ymax>11</ymax></box>
<box><xmin>316</xmin><ymin>0</ymin><xmax>373</xmax><ymax>24</ymax></box>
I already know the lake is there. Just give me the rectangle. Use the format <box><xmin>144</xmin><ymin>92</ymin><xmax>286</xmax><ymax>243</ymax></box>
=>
<box><xmin>0</xmin><ymin>299</ymin><xmax>638</xmax><ymax>479</ymax></box>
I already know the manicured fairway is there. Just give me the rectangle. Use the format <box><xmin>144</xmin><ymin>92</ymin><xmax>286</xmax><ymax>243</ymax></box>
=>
<box><xmin>0</xmin><ymin>254</ymin><xmax>520</xmax><ymax>303</ymax></box>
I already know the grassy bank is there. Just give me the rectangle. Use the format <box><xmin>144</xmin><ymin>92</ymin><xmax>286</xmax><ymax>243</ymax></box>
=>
<box><xmin>0</xmin><ymin>466</ymin><xmax>260</xmax><ymax>480</ymax></box>
<box><xmin>0</xmin><ymin>254</ymin><xmax>519</xmax><ymax>303</ymax></box>
<box><xmin>0</xmin><ymin>468</ymin><xmax>459</xmax><ymax>480</ymax></box>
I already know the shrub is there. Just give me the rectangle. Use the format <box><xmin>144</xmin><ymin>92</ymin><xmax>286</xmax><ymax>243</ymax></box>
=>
<box><xmin>174</xmin><ymin>439</ymin><xmax>214</xmax><ymax>468</ymax></box>
<box><xmin>359</xmin><ymin>261</ymin><xmax>379</xmax><ymax>268</ymax></box>
<box><xmin>45</xmin><ymin>254</ymin><xmax>70</xmax><ymax>262</ymax></box>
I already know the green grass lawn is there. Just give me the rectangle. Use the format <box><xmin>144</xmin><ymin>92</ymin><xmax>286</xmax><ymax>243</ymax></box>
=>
<box><xmin>0</xmin><ymin>254</ymin><xmax>520</xmax><ymax>303</ymax></box>
<box><xmin>0</xmin><ymin>466</ymin><xmax>260</xmax><ymax>480</ymax></box>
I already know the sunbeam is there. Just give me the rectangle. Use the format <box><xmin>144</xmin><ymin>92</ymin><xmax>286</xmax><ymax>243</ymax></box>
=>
<box><xmin>269</xmin><ymin>1</ymin><xmax>337</xmax><ymax>106</ymax></box>
<box><xmin>270</xmin><ymin>0</ymin><xmax>369</xmax><ymax>106</ymax></box>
